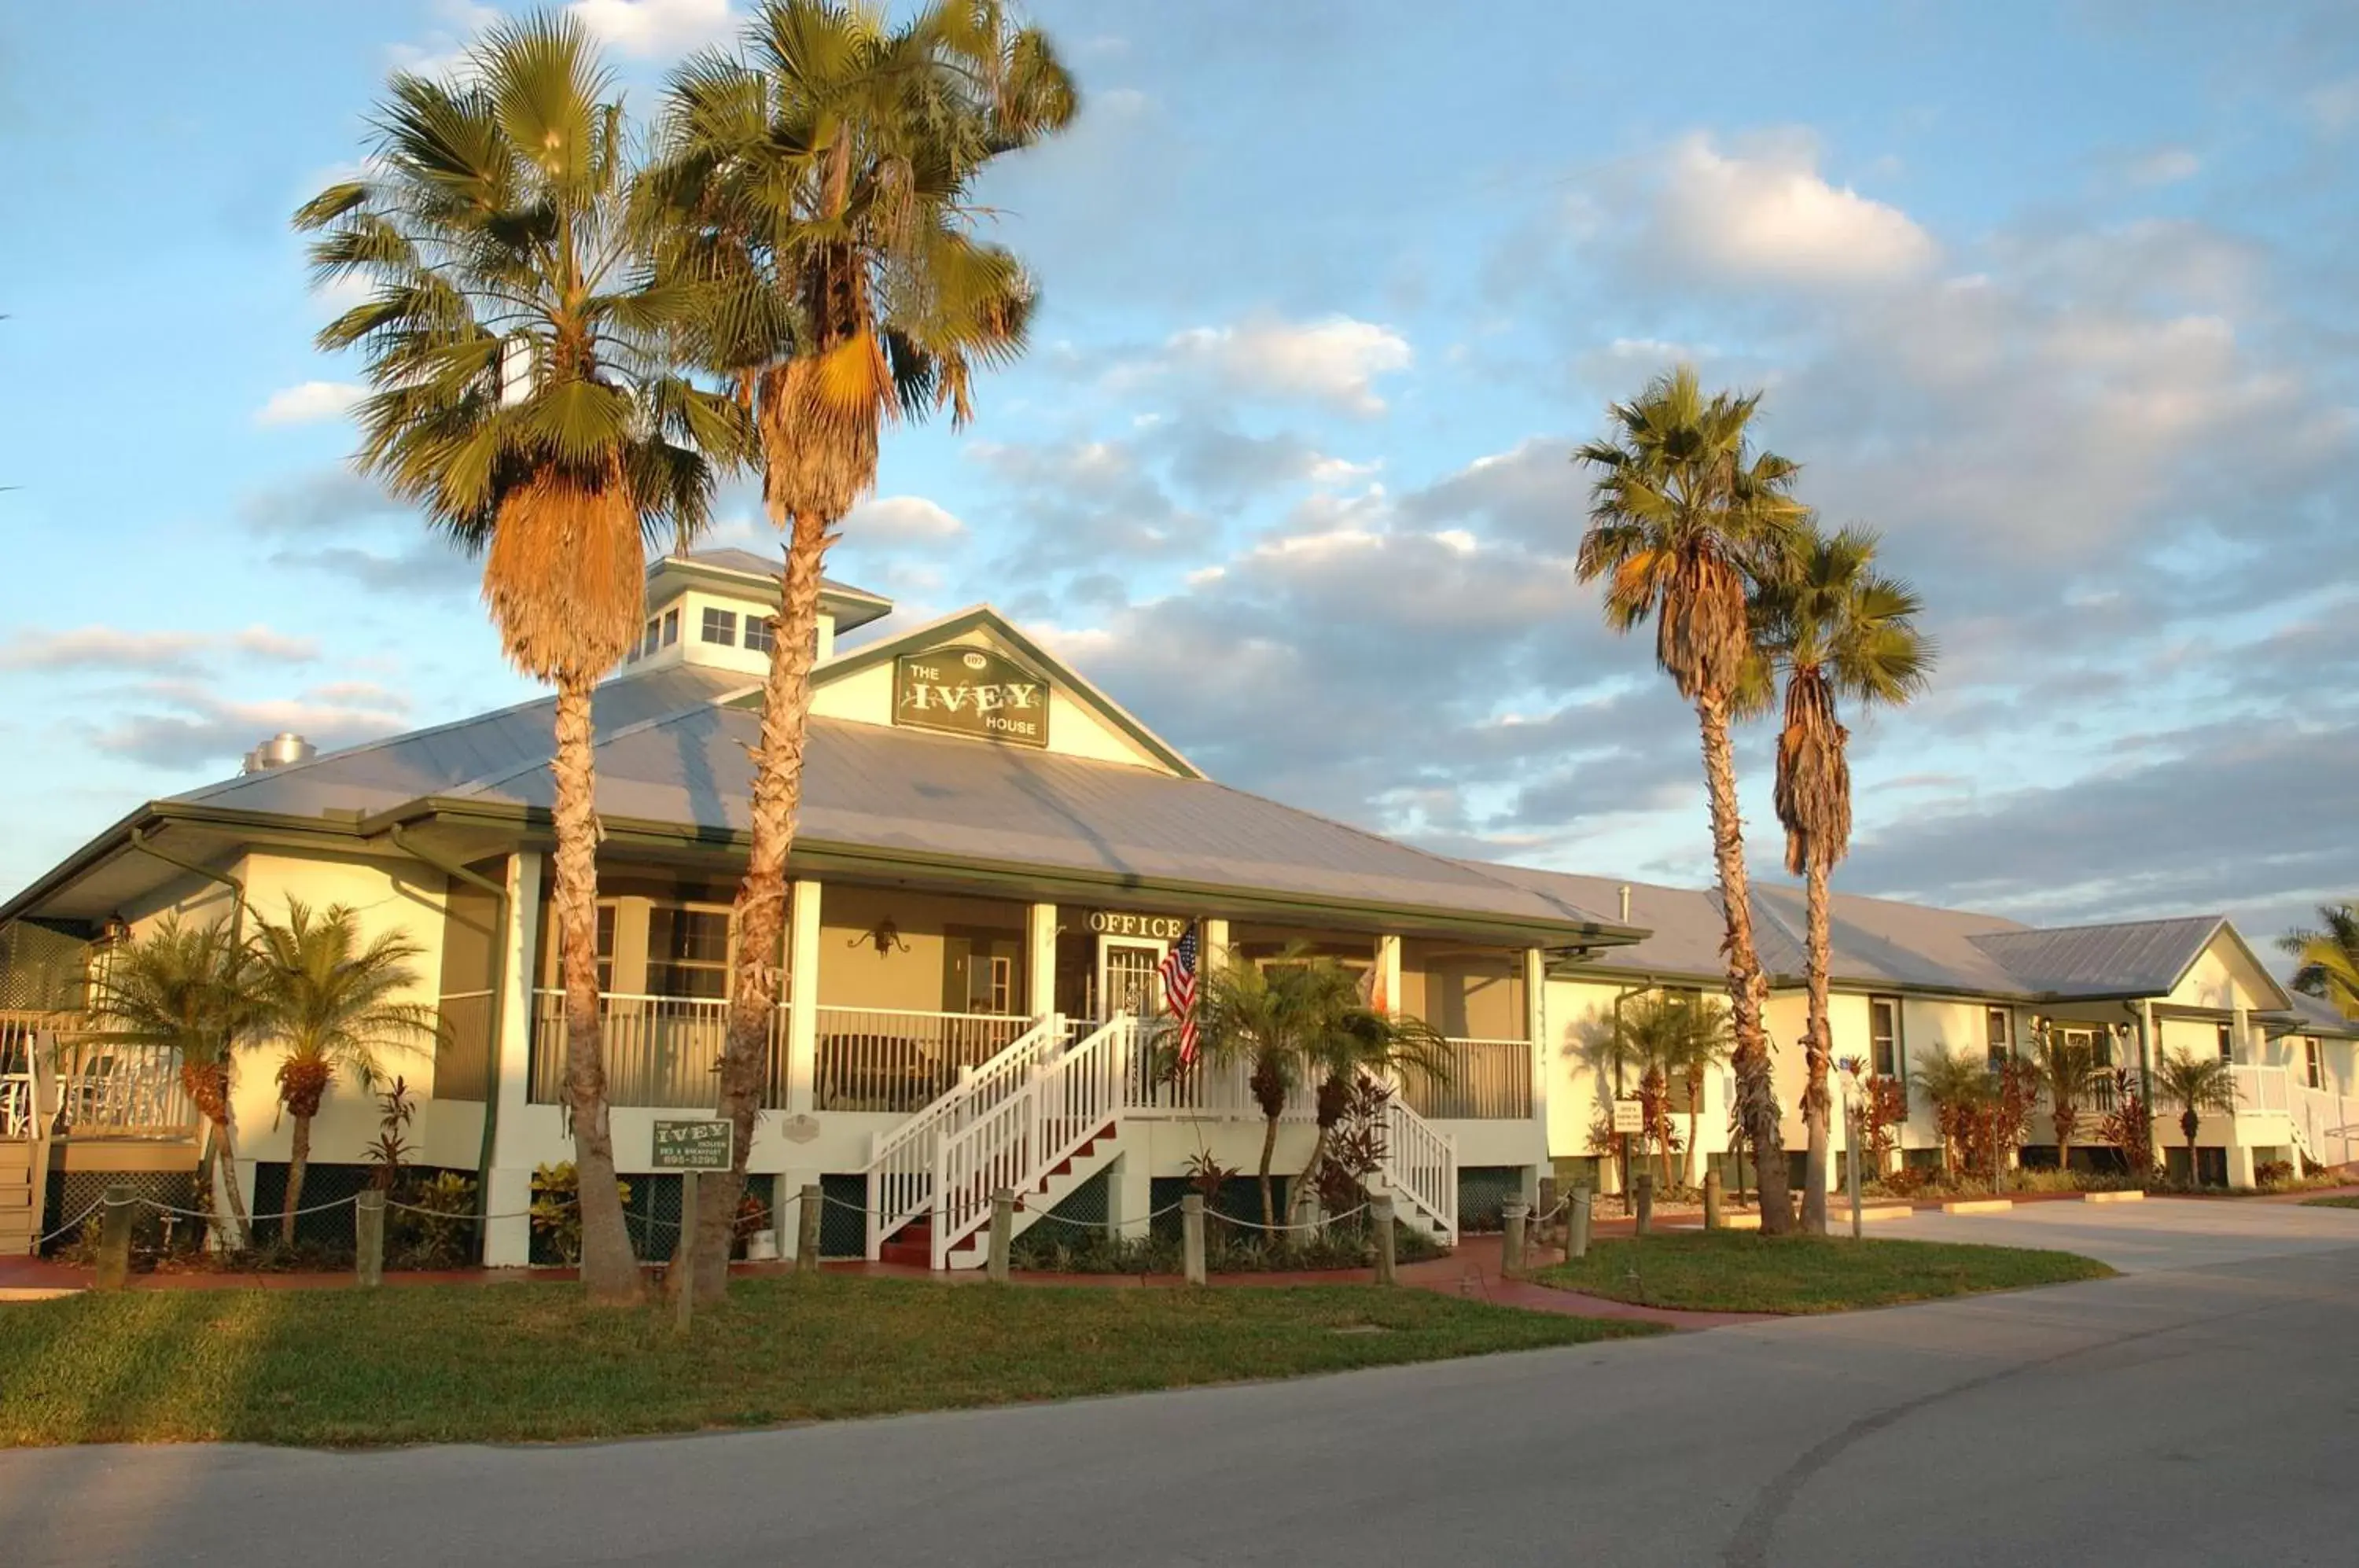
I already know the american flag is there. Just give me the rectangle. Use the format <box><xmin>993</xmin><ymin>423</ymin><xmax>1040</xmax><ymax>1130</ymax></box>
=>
<box><xmin>1158</xmin><ymin>926</ymin><xmax>1201</xmax><ymax>1066</ymax></box>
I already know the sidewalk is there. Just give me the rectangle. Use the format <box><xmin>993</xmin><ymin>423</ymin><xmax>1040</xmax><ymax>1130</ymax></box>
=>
<box><xmin>0</xmin><ymin>1235</ymin><xmax>1764</xmax><ymax>1330</ymax></box>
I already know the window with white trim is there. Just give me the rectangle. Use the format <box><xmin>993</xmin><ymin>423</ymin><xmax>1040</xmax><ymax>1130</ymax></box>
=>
<box><xmin>1871</xmin><ymin>996</ymin><xmax>1903</xmax><ymax>1079</ymax></box>
<box><xmin>742</xmin><ymin>613</ymin><xmax>775</xmax><ymax>655</ymax></box>
<box><xmin>1985</xmin><ymin>1007</ymin><xmax>2012</xmax><ymax>1071</ymax></box>
<box><xmin>648</xmin><ymin>904</ymin><xmax>730</xmax><ymax>999</ymax></box>
<box><xmin>701</xmin><ymin>607</ymin><xmax>738</xmax><ymax>646</ymax></box>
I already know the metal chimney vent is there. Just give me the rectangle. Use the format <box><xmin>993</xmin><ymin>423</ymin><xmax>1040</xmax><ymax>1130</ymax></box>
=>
<box><xmin>241</xmin><ymin>732</ymin><xmax>317</xmax><ymax>775</ymax></box>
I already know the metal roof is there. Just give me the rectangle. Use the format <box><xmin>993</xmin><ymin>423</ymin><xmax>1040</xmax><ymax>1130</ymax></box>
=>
<box><xmin>442</xmin><ymin>701</ymin><xmax>1605</xmax><ymax>929</ymax></box>
<box><xmin>1967</xmin><ymin>916</ymin><xmax>2227</xmax><ymax>999</ymax></box>
<box><xmin>2278</xmin><ymin>991</ymin><xmax>2359</xmax><ymax>1040</ymax></box>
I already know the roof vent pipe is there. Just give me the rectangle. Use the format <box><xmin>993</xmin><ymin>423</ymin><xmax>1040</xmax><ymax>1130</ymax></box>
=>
<box><xmin>1619</xmin><ymin>884</ymin><xmax>1632</xmax><ymax>924</ymax></box>
<box><xmin>241</xmin><ymin>732</ymin><xmax>316</xmax><ymax>775</ymax></box>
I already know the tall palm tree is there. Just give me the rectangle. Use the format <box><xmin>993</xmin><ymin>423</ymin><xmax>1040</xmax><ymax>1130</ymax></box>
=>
<box><xmin>84</xmin><ymin>916</ymin><xmax>262</xmax><ymax>1249</ymax></box>
<box><xmin>1289</xmin><ymin>982</ymin><xmax>1452</xmax><ymax>1227</ymax></box>
<box><xmin>1650</xmin><ymin>993</ymin><xmax>1734</xmax><ymax>1189</ymax></box>
<box><xmin>2155</xmin><ymin>1048</ymin><xmax>2238</xmax><ymax>1185</ymax></box>
<box><xmin>1575</xmin><ymin>365</ymin><xmax>1807</xmax><ymax>1231</ymax></box>
<box><xmin>2026</xmin><ymin>1021</ymin><xmax>2111</xmax><ymax>1178</ymax></box>
<box><xmin>642</xmin><ymin>0</ymin><xmax>1077</xmax><ymax>1298</ymax></box>
<box><xmin>2280</xmin><ymin>904</ymin><xmax>2359</xmax><ymax>1021</ymax></box>
<box><xmin>1754</xmin><ymin>523</ymin><xmax>1934</xmax><ymax>1231</ymax></box>
<box><xmin>296</xmin><ymin>15</ymin><xmax>750</xmax><ymax>1304</ymax></box>
<box><xmin>248</xmin><ymin>900</ymin><xmax>439</xmax><ymax>1242</ymax></box>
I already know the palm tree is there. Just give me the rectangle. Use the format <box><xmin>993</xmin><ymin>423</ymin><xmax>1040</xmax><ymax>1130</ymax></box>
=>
<box><xmin>84</xmin><ymin>916</ymin><xmax>262</xmax><ymax>1249</ymax></box>
<box><xmin>1575</xmin><ymin>365</ymin><xmax>1807</xmax><ymax>1231</ymax></box>
<box><xmin>1651</xmin><ymin>993</ymin><xmax>1734</xmax><ymax>1189</ymax></box>
<box><xmin>1912</xmin><ymin>1048</ymin><xmax>1992</xmax><ymax>1176</ymax></box>
<box><xmin>248</xmin><ymin>900</ymin><xmax>440</xmax><ymax>1242</ymax></box>
<box><xmin>296</xmin><ymin>16</ymin><xmax>749</xmax><ymax>1304</ymax></box>
<box><xmin>2280</xmin><ymin>904</ymin><xmax>2359</xmax><ymax>1021</ymax></box>
<box><xmin>641</xmin><ymin>0</ymin><xmax>1077</xmax><ymax>1298</ymax></box>
<box><xmin>1185</xmin><ymin>952</ymin><xmax>1313</xmax><ymax>1230</ymax></box>
<box><xmin>2026</xmin><ymin>1021</ymin><xmax>2111</xmax><ymax>1178</ymax></box>
<box><xmin>2155</xmin><ymin>1049</ymin><xmax>2238</xmax><ymax>1185</ymax></box>
<box><xmin>1289</xmin><ymin>981</ymin><xmax>1452</xmax><ymax>1227</ymax></box>
<box><xmin>1754</xmin><ymin>524</ymin><xmax>1934</xmax><ymax>1231</ymax></box>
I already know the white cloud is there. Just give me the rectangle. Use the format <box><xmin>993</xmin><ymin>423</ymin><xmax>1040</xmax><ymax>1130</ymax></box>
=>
<box><xmin>256</xmin><ymin>381</ymin><xmax>365</xmax><ymax>427</ymax></box>
<box><xmin>388</xmin><ymin>0</ymin><xmax>499</xmax><ymax>75</ymax></box>
<box><xmin>1650</xmin><ymin>131</ymin><xmax>1937</xmax><ymax>287</ymax></box>
<box><xmin>94</xmin><ymin>682</ymin><xmax>412</xmax><ymax>771</ymax></box>
<box><xmin>0</xmin><ymin>624</ymin><xmax>319</xmax><ymax>673</ymax></box>
<box><xmin>2124</xmin><ymin>145</ymin><xmax>2200</xmax><ymax>186</ymax></box>
<box><xmin>1157</xmin><ymin>316</ymin><xmax>1414</xmax><ymax>415</ymax></box>
<box><xmin>2303</xmin><ymin>75</ymin><xmax>2359</xmax><ymax>134</ymax></box>
<box><xmin>841</xmin><ymin>495</ymin><xmax>966</xmax><ymax>544</ymax></box>
<box><xmin>568</xmin><ymin>0</ymin><xmax>738</xmax><ymax>60</ymax></box>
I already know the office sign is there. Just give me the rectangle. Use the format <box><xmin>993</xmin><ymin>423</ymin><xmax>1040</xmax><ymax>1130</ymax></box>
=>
<box><xmin>1084</xmin><ymin>910</ymin><xmax>1191</xmax><ymax>941</ymax></box>
<box><xmin>894</xmin><ymin>646</ymin><xmax>1049</xmax><ymax>748</ymax></box>
<box><xmin>653</xmin><ymin>1119</ymin><xmax>733</xmax><ymax>1171</ymax></box>
<box><xmin>1610</xmin><ymin>1099</ymin><xmax>1646</xmax><ymax>1136</ymax></box>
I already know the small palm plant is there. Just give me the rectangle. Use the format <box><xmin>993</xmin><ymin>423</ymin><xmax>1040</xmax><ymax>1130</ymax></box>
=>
<box><xmin>1186</xmin><ymin>953</ymin><xmax>1312</xmax><ymax>1230</ymax></box>
<box><xmin>1289</xmin><ymin>981</ymin><xmax>1451</xmax><ymax>1227</ymax></box>
<box><xmin>1647</xmin><ymin>993</ymin><xmax>1735</xmax><ymax>1189</ymax></box>
<box><xmin>2026</xmin><ymin>1021</ymin><xmax>2112</xmax><ymax>1178</ymax></box>
<box><xmin>2155</xmin><ymin>1049</ymin><xmax>2239</xmax><ymax>1185</ymax></box>
<box><xmin>1912</xmin><ymin>1048</ymin><xmax>1993</xmax><ymax>1176</ymax></box>
<box><xmin>84</xmin><ymin>915</ymin><xmax>263</xmax><ymax>1248</ymax></box>
<box><xmin>248</xmin><ymin>900</ymin><xmax>440</xmax><ymax>1242</ymax></box>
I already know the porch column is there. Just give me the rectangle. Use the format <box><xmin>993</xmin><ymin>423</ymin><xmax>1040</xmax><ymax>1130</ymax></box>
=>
<box><xmin>1201</xmin><ymin>917</ymin><xmax>1230</xmax><ymax>974</ymax></box>
<box><xmin>1110</xmin><ymin>1149</ymin><xmax>1154</xmax><ymax>1242</ymax></box>
<box><xmin>785</xmin><ymin>878</ymin><xmax>823</xmax><ymax>1115</ymax></box>
<box><xmin>2232</xmin><ymin>1004</ymin><xmax>2251</xmax><ymax>1062</ymax></box>
<box><xmin>484</xmin><ymin>850</ymin><xmax>543</xmax><ymax>1267</ymax></box>
<box><xmin>1026</xmin><ymin>901</ymin><xmax>1058</xmax><ymax>1022</ymax></box>
<box><xmin>1375</xmin><ymin>933</ymin><xmax>1402</xmax><ymax>1015</ymax></box>
<box><xmin>1522</xmin><ymin>945</ymin><xmax>1548</xmax><ymax>1206</ymax></box>
<box><xmin>2136</xmin><ymin>999</ymin><xmax>2160</xmax><ymax>1170</ymax></box>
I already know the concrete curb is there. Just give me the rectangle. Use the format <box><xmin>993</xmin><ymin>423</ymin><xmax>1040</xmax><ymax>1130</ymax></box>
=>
<box><xmin>1938</xmin><ymin>1198</ymin><xmax>2015</xmax><ymax>1215</ymax></box>
<box><xmin>2081</xmin><ymin>1190</ymin><xmax>2145</xmax><ymax>1204</ymax></box>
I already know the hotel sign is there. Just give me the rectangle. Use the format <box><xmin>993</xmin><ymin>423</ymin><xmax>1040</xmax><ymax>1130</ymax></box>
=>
<box><xmin>652</xmin><ymin>1118</ymin><xmax>732</xmax><ymax>1171</ymax></box>
<box><xmin>894</xmin><ymin>646</ymin><xmax>1049</xmax><ymax>749</ymax></box>
<box><xmin>1084</xmin><ymin>911</ymin><xmax>1190</xmax><ymax>941</ymax></box>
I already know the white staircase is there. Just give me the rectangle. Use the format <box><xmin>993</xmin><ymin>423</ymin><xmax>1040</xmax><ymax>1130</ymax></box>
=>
<box><xmin>864</xmin><ymin>1012</ymin><xmax>1459</xmax><ymax>1269</ymax></box>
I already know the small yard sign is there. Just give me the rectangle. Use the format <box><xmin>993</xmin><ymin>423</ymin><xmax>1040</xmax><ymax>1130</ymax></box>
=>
<box><xmin>653</xmin><ymin>1119</ymin><xmax>732</xmax><ymax>1171</ymax></box>
<box><xmin>1610</xmin><ymin>1099</ymin><xmax>1645</xmax><ymax>1136</ymax></box>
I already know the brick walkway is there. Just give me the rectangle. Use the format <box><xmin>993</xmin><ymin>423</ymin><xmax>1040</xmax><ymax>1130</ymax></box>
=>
<box><xmin>0</xmin><ymin>1235</ymin><xmax>1764</xmax><ymax>1329</ymax></box>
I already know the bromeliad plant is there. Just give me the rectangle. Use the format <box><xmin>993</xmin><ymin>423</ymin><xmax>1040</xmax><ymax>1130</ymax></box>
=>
<box><xmin>248</xmin><ymin>899</ymin><xmax>438</xmax><ymax>1242</ymax></box>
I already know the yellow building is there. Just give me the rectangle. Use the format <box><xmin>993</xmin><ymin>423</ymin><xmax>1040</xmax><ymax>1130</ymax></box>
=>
<box><xmin>3</xmin><ymin>550</ymin><xmax>2353</xmax><ymax>1261</ymax></box>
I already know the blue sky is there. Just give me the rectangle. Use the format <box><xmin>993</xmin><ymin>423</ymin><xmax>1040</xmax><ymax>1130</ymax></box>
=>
<box><xmin>4</xmin><ymin>0</ymin><xmax>2357</xmax><ymax>951</ymax></box>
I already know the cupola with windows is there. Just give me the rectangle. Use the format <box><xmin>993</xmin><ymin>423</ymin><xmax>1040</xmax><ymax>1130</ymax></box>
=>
<box><xmin>617</xmin><ymin>548</ymin><xmax>894</xmax><ymax>680</ymax></box>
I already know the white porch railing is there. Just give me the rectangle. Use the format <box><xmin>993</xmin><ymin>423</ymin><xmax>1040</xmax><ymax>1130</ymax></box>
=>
<box><xmin>1123</xmin><ymin>1018</ymin><xmax>1318</xmax><ymax>1121</ymax></box>
<box><xmin>1</xmin><ymin>1011</ymin><xmax>39</xmax><ymax>1141</ymax></box>
<box><xmin>816</xmin><ymin>1007</ymin><xmax>1029</xmax><ymax>1113</ymax></box>
<box><xmin>0</xmin><ymin>1074</ymin><xmax>32</xmax><ymax>1141</ymax></box>
<box><xmin>1384</xmin><ymin>1095</ymin><xmax>1457</xmax><ymax>1243</ymax></box>
<box><xmin>863</xmin><ymin>1014</ymin><xmax>1064</xmax><ymax>1261</ymax></box>
<box><xmin>931</xmin><ymin>1017</ymin><xmax>1132</xmax><ymax>1268</ymax></box>
<box><xmin>1401</xmin><ymin>1038</ymin><xmax>1533</xmax><ymax>1120</ymax></box>
<box><xmin>2290</xmin><ymin>1082</ymin><xmax>2357</xmax><ymax>1168</ymax></box>
<box><xmin>528</xmin><ymin>990</ymin><xmax>788</xmax><ymax>1109</ymax></box>
<box><xmin>2232</xmin><ymin>1064</ymin><xmax>2290</xmax><ymax>1115</ymax></box>
<box><xmin>50</xmin><ymin>1039</ymin><xmax>197</xmax><ymax>1139</ymax></box>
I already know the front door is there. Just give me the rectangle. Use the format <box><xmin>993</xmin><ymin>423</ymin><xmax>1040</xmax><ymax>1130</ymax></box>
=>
<box><xmin>1098</xmin><ymin>939</ymin><xmax>1167</xmax><ymax>1022</ymax></box>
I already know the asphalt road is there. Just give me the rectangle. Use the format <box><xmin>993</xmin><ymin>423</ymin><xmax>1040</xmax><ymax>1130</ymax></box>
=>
<box><xmin>4</xmin><ymin>1202</ymin><xmax>2357</xmax><ymax>1567</ymax></box>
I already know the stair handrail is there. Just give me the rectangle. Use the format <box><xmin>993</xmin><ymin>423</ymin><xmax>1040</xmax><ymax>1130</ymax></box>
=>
<box><xmin>1380</xmin><ymin>1093</ymin><xmax>1457</xmax><ymax>1244</ymax></box>
<box><xmin>933</xmin><ymin>1015</ymin><xmax>1133</xmax><ymax>1266</ymax></box>
<box><xmin>861</xmin><ymin>1012</ymin><xmax>1063</xmax><ymax>1261</ymax></box>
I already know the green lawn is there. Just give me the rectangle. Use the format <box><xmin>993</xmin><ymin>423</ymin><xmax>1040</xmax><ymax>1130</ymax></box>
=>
<box><xmin>0</xmin><ymin>1275</ymin><xmax>1661</xmax><ymax>1448</ymax></box>
<box><xmin>2301</xmin><ymin>1194</ymin><xmax>2359</xmax><ymax>1209</ymax></box>
<box><xmin>1534</xmin><ymin>1231</ymin><xmax>2113</xmax><ymax>1314</ymax></box>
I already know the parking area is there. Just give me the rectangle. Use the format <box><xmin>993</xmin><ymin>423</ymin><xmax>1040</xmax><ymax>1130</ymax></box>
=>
<box><xmin>1872</xmin><ymin>1195</ymin><xmax>2359</xmax><ymax>1273</ymax></box>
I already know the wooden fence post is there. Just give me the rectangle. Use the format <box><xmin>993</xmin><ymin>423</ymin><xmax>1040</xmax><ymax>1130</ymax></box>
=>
<box><xmin>797</xmin><ymin>1183</ymin><xmax>823</xmax><ymax>1275</ymax></box>
<box><xmin>1180</xmin><ymin>1193</ymin><xmax>1206</xmax><ymax>1286</ymax></box>
<box><xmin>355</xmin><ymin>1188</ymin><xmax>386</xmax><ymax>1288</ymax></box>
<box><xmin>95</xmin><ymin>1183</ymin><xmax>134</xmax><ymax>1291</ymax></box>
<box><xmin>1634</xmin><ymin>1173</ymin><xmax>1654</xmax><ymax>1237</ymax></box>
<box><xmin>1501</xmin><ymin>1200</ymin><xmax>1529</xmax><ymax>1276</ymax></box>
<box><xmin>1371</xmin><ymin>1194</ymin><xmax>1397</xmax><ymax>1285</ymax></box>
<box><xmin>987</xmin><ymin>1187</ymin><xmax>1013</xmax><ymax>1283</ymax></box>
<box><xmin>1702</xmin><ymin>1169</ymin><xmax>1724</xmax><ymax>1231</ymax></box>
<box><xmin>1568</xmin><ymin>1188</ymin><xmax>1592</xmax><ymax>1259</ymax></box>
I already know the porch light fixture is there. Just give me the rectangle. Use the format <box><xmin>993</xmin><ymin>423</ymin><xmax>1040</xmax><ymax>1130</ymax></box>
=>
<box><xmin>99</xmin><ymin>917</ymin><xmax>131</xmax><ymax>945</ymax></box>
<box><xmin>848</xmin><ymin>918</ymin><xmax>909</xmax><ymax>957</ymax></box>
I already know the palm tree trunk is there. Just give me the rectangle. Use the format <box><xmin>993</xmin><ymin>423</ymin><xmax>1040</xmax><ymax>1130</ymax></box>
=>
<box><xmin>1697</xmin><ymin>694</ymin><xmax>1791</xmax><ymax>1232</ymax></box>
<box><xmin>552</xmin><ymin>675</ymin><xmax>640</xmax><ymax>1305</ymax></box>
<box><xmin>1686</xmin><ymin>1069</ymin><xmax>1703</xmax><ymax>1189</ymax></box>
<box><xmin>212</xmin><ymin>1117</ymin><xmax>252</xmax><ymax>1250</ymax></box>
<box><xmin>684</xmin><ymin>506</ymin><xmax>834</xmax><ymax>1305</ymax></box>
<box><xmin>2054</xmin><ymin>1103</ymin><xmax>2074</xmax><ymax>1180</ymax></box>
<box><xmin>1258</xmin><ymin>1113</ymin><xmax>1280</xmax><ymax>1229</ymax></box>
<box><xmin>1800</xmin><ymin>855</ymin><xmax>1833</xmax><ymax>1235</ymax></box>
<box><xmin>282</xmin><ymin>1111</ymin><xmax>311</xmax><ymax>1244</ymax></box>
<box><xmin>1291</xmin><ymin>1123</ymin><xmax>1332</xmax><ymax>1228</ymax></box>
